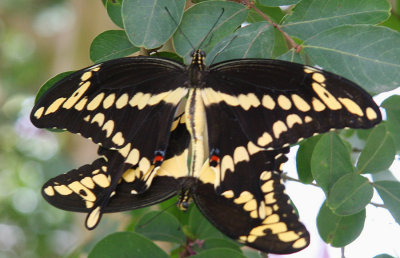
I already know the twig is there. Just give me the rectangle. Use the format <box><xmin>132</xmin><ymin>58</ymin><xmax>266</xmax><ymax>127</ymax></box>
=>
<box><xmin>282</xmin><ymin>174</ymin><xmax>319</xmax><ymax>187</ymax></box>
<box><xmin>241</xmin><ymin>0</ymin><xmax>301</xmax><ymax>52</ymax></box>
<box><xmin>370</xmin><ymin>202</ymin><xmax>386</xmax><ymax>208</ymax></box>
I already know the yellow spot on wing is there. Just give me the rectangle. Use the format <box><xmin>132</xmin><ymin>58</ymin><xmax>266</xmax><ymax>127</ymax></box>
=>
<box><xmin>263</xmin><ymin>214</ymin><xmax>280</xmax><ymax>224</ymax></box>
<box><xmin>312</xmin><ymin>97</ymin><xmax>326</xmax><ymax>112</ymax></box>
<box><xmin>54</xmin><ymin>185</ymin><xmax>73</xmax><ymax>195</ymax></box>
<box><xmin>91</xmin><ymin>113</ymin><xmax>105</xmax><ymax>127</ymax></box>
<box><xmin>116</xmin><ymin>93</ymin><xmax>129</xmax><ymax>109</ymax></box>
<box><xmin>137</xmin><ymin>93</ymin><xmax>151</xmax><ymax>110</ymax></box>
<box><xmin>243</xmin><ymin>199</ymin><xmax>257</xmax><ymax>211</ymax></box>
<box><xmin>286</xmin><ymin>114</ymin><xmax>302</xmax><ymax>128</ymax></box>
<box><xmin>338</xmin><ymin>97</ymin><xmax>364</xmax><ymax>116</ymax></box>
<box><xmin>238</xmin><ymin>93</ymin><xmax>260</xmax><ymax>110</ymax></box>
<box><xmin>262</xmin><ymin>95</ymin><xmax>275</xmax><ymax>110</ymax></box>
<box><xmin>261</xmin><ymin>180</ymin><xmax>274</xmax><ymax>193</ymax></box>
<box><xmin>43</xmin><ymin>186</ymin><xmax>55</xmax><ymax>196</ymax></box>
<box><xmin>86</xmin><ymin>206</ymin><xmax>101</xmax><ymax>229</ymax></box>
<box><xmin>220</xmin><ymin>92</ymin><xmax>239</xmax><ymax>106</ymax></box>
<box><xmin>278</xmin><ymin>231</ymin><xmax>301</xmax><ymax>242</ymax></box>
<box><xmin>221</xmin><ymin>190</ymin><xmax>234</xmax><ymax>198</ymax></box>
<box><xmin>118</xmin><ymin>143</ymin><xmax>131</xmax><ymax>158</ymax></box>
<box><xmin>102</xmin><ymin>120</ymin><xmax>114</xmax><ymax>137</ymax></box>
<box><xmin>247</xmin><ymin>141</ymin><xmax>263</xmax><ymax>155</ymax></box>
<box><xmin>68</xmin><ymin>181</ymin><xmax>96</xmax><ymax>201</ymax></box>
<box><xmin>74</xmin><ymin>97</ymin><xmax>88</xmax><ymax>111</ymax></box>
<box><xmin>81</xmin><ymin>177</ymin><xmax>95</xmax><ymax>189</ymax></box>
<box><xmin>366</xmin><ymin>107</ymin><xmax>378</xmax><ymax>120</ymax></box>
<box><xmin>260</xmin><ymin>171</ymin><xmax>272</xmax><ymax>181</ymax></box>
<box><xmin>92</xmin><ymin>174</ymin><xmax>110</xmax><ymax>188</ymax></box>
<box><xmin>304</xmin><ymin>66</ymin><xmax>317</xmax><ymax>73</ymax></box>
<box><xmin>221</xmin><ymin>155</ymin><xmax>234</xmax><ymax>174</ymax></box>
<box><xmin>257</xmin><ymin>132</ymin><xmax>273</xmax><ymax>147</ymax></box>
<box><xmin>63</xmin><ymin>81</ymin><xmax>91</xmax><ymax>109</ymax></box>
<box><xmin>312</xmin><ymin>72</ymin><xmax>326</xmax><ymax>83</ymax></box>
<box><xmin>122</xmin><ymin>169</ymin><xmax>136</xmax><ymax>182</ymax></box>
<box><xmin>45</xmin><ymin>97</ymin><xmax>67</xmax><ymax>115</ymax></box>
<box><xmin>293</xmin><ymin>238</ymin><xmax>308</xmax><ymax>248</ymax></box>
<box><xmin>277</xmin><ymin>95</ymin><xmax>292</xmax><ymax>110</ymax></box>
<box><xmin>80</xmin><ymin>71</ymin><xmax>92</xmax><ymax>81</ymax></box>
<box><xmin>291</xmin><ymin>94</ymin><xmax>311</xmax><ymax>112</ymax></box>
<box><xmin>234</xmin><ymin>191</ymin><xmax>253</xmax><ymax>204</ymax></box>
<box><xmin>34</xmin><ymin>107</ymin><xmax>45</xmax><ymax>119</ymax></box>
<box><xmin>272</xmin><ymin>120</ymin><xmax>288</xmax><ymax>138</ymax></box>
<box><xmin>148</xmin><ymin>91</ymin><xmax>170</xmax><ymax>105</ymax></box>
<box><xmin>233</xmin><ymin>146</ymin><xmax>249</xmax><ymax>164</ymax></box>
<box><xmin>139</xmin><ymin>157</ymin><xmax>151</xmax><ymax>173</ymax></box>
<box><xmin>126</xmin><ymin>148</ymin><xmax>139</xmax><ymax>165</ymax></box>
<box><xmin>103</xmin><ymin>93</ymin><xmax>116</xmax><ymax>109</ymax></box>
<box><xmin>312</xmin><ymin>82</ymin><xmax>341</xmax><ymax>110</ymax></box>
<box><xmin>87</xmin><ymin>93</ymin><xmax>105</xmax><ymax>110</ymax></box>
<box><xmin>112</xmin><ymin>132</ymin><xmax>125</xmax><ymax>146</ymax></box>
<box><xmin>198</xmin><ymin>161</ymin><xmax>216</xmax><ymax>184</ymax></box>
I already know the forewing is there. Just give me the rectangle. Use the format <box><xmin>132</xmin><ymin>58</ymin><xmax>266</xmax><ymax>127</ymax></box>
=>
<box><xmin>204</xmin><ymin>59</ymin><xmax>381</xmax><ymax>149</ymax></box>
<box><xmin>31</xmin><ymin>57</ymin><xmax>188</xmax><ymax>150</ymax></box>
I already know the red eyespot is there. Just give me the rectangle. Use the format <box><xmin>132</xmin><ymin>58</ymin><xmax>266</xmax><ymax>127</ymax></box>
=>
<box><xmin>210</xmin><ymin>155</ymin><xmax>220</xmax><ymax>167</ymax></box>
<box><xmin>153</xmin><ymin>155</ymin><xmax>164</xmax><ymax>164</ymax></box>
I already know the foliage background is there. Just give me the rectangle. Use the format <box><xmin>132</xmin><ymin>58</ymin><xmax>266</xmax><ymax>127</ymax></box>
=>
<box><xmin>1</xmin><ymin>0</ymin><xmax>400</xmax><ymax>257</ymax></box>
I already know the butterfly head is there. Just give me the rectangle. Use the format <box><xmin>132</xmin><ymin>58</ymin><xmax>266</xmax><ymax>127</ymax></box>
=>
<box><xmin>177</xmin><ymin>188</ymin><xmax>193</xmax><ymax>211</ymax></box>
<box><xmin>190</xmin><ymin>49</ymin><xmax>206</xmax><ymax>71</ymax></box>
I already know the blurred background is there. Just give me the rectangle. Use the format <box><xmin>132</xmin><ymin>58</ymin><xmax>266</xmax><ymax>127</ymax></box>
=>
<box><xmin>0</xmin><ymin>1</ymin><xmax>125</xmax><ymax>257</ymax></box>
<box><xmin>1</xmin><ymin>1</ymin><xmax>400</xmax><ymax>258</ymax></box>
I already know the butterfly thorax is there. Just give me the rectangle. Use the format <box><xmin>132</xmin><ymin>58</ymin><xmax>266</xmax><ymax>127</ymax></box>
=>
<box><xmin>187</xmin><ymin>50</ymin><xmax>206</xmax><ymax>88</ymax></box>
<box><xmin>176</xmin><ymin>177</ymin><xmax>197</xmax><ymax>211</ymax></box>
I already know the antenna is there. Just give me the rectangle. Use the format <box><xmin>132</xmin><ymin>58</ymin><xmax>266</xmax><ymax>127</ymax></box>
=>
<box><xmin>165</xmin><ymin>7</ymin><xmax>225</xmax><ymax>52</ymax></box>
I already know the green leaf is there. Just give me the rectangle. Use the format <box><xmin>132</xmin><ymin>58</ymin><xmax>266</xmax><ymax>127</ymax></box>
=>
<box><xmin>296</xmin><ymin>135</ymin><xmax>321</xmax><ymax>184</ymax></box>
<box><xmin>373</xmin><ymin>181</ymin><xmax>400</xmax><ymax>224</ymax></box>
<box><xmin>106</xmin><ymin>0</ymin><xmax>123</xmax><ymax>28</ymax></box>
<box><xmin>191</xmin><ymin>248</ymin><xmax>245</xmax><ymax>258</ymax></box>
<box><xmin>199</xmin><ymin>238</ymin><xmax>241</xmax><ymax>252</ymax></box>
<box><xmin>327</xmin><ymin>174</ymin><xmax>373</xmax><ymax>215</ymax></box>
<box><xmin>282</xmin><ymin>0</ymin><xmax>390</xmax><ymax>39</ymax></box>
<box><xmin>258</xmin><ymin>0</ymin><xmax>301</xmax><ymax>6</ymax></box>
<box><xmin>247</xmin><ymin>4</ymin><xmax>284</xmax><ymax>23</ymax></box>
<box><xmin>173</xmin><ymin>1</ymin><xmax>248</xmax><ymax>62</ymax></box>
<box><xmin>356</xmin><ymin>123</ymin><xmax>395</xmax><ymax>173</ymax></box>
<box><xmin>189</xmin><ymin>206</ymin><xmax>224</xmax><ymax>240</ymax></box>
<box><xmin>206</xmin><ymin>22</ymin><xmax>275</xmax><ymax>64</ymax></box>
<box><xmin>34</xmin><ymin>71</ymin><xmax>74</xmax><ymax>103</ymax></box>
<box><xmin>90</xmin><ymin>30</ymin><xmax>139</xmax><ymax>63</ymax></box>
<box><xmin>303</xmin><ymin>25</ymin><xmax>400</xmax><ymax>94</ymax></box>
<box><xmin>122</xmin><ymin>0</ymin><xmax>185</xmax><ymax>48</ymax></box>
<box><xmin>88</xmin><ymin>232</ymin><xmax>168</xmax><ymax>258</ymax></box>
<box><xmin>382</xmin><ymin>95</ymin><xmax>400</xmax><ymax>151</ymax></box>
<box><xmin>311</xmin><ymin>132</ymin><xmax>354</xmax><ymax>194</ymax></box>
<box><xmin>374</xmin><ymin>254</ymin><xmax>395</xmax><ymax>258</ymax></box>
<box><xmin>317</xmin><ymin>202</ymin><xmax>365</xmax><ymax>247</ymax></box>
<box><xmin>381</xmin><ymin>14</ymin><xmax>400</xmax><ymax>32</ymax></box>
<box><xmin>134</xmin><ymin>211</ymin><xmax>186</xmax><ymax>244</ymax></box>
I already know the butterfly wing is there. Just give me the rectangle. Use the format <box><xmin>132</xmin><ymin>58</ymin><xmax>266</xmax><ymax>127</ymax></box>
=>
<box><xmin>193</xmin><ymin>148</ymin><xmax>309</xmax><ymax>254</ymax></box>
<box><xmin>203</xmin><ymin>59</ymin><xmax>381</xmax><ymax>149</ymax></box>
<box><xmin>41</xmin><ymin>114</ymin><xmax>191</xmax><ymax>228</ymax></box>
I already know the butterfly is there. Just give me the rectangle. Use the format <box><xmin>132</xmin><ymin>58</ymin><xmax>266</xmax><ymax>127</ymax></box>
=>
<box><xmin>31</xmin><ymin>50</ymin><xmax>381</xmax><ymax>254</ymax></box>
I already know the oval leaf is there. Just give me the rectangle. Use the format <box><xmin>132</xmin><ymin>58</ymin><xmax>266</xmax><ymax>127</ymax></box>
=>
<box><xmin>303</xmin><ymin>25</ymin><xmax>400</xmax><ymax>93</ymax></box>
<box><xmin>311</xmin><ymin>132</ymin><xmax>354</xmax><ymax>194</ymax></box>
<box><xmin>90</xmin><ymin>30</ymin><xmax>139</xmax><ymax>63</ymax></box>
<box><xmin>106</xmin><ymin>0</ymin><xmax>123</xmax><ymax>28</ymax></box>
<box><xmin>34</xmin><ymin>71</ymin><xmax>75</xmax><ymax>104</ymax></box>
<box><xmin>327</xmin><ymin>173</ymin><xmax>373</xmax><ymax>215</ymax></box>
<box><xmin>191</xmin><ymin>248</ymin><xmax>245</xmax><ymax>258</ymax></box>
<box><xmin>282</xmin><ymin>0</ymin><xmax>390</xmax><ymax>39</ymax></box>
<box><xmin>317</xmin><ymin>201</ymin><xmax>366</xmax><ymax>247</ymax></box>
<box><xmin>296</xmin><ymin>135</ymin><xmax>321</xmax><ymax>184</ymax></box>
<box><xmin>373</xmin><ymin>181</ymin><xmax>400</xmax><ymax>224</ymax></box>
<box><xmin>134</xmin><ymin>211</ymin><xmax>186</xmax><ymax>244</ymax></box>
<box><xmin>258</xmin><ymin>0</ymin><xmax>301</xmax><ymax>6</ymax></box>
<box><xmin>88</xmin><ymin>232</ymin><xmax>168</xmax><ymax>258</ymax></box>
<box><xmin>356</xmin><ymin>123</ymin><xmax>395</xmax><ymax>174</ymax></box>
<box><xmin>173</xmin><ymin>1</ymin><xmax>248</xmax><ymax>62</ymax></box>
<box><xmin>206</xmin><ymin>22</ymin><xmax>275</xmax><ymax>64</ymax></box>
<box><xmin>122</xmin><ymin>0</ymin><xmax>185</xmax><ymax>48</ymax></box>
<box><xmin>381</xmin><ymin>95</ymin><xmax>400</xmax><ymax>151</ymax></box>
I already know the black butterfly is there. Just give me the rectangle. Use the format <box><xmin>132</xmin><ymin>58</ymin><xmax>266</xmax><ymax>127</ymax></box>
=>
<box><xmin>31</xmin><ymin>50</ymin><xmax>381</xmax><ymax>254</ymax></box>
